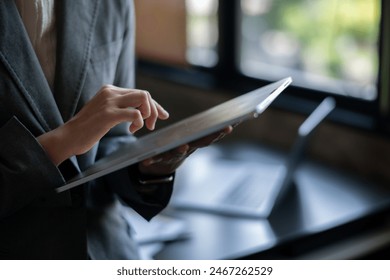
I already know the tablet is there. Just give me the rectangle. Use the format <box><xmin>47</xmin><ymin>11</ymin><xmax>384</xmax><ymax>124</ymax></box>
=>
<box><xmin>56</xmin><ymin>77</ymin><xmax>292</xmax><ymax>192</ymax></box>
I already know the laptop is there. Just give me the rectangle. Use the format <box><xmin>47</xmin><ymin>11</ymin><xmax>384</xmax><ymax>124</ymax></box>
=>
<box><xmin>171</xmin><ymin>97</ymin><xmax>335</xmax><ymax>218</ymax></box>
<box><xmin>56</xmin><ymin>77</ymin><xmax>292</xmax><ymax>192</ymax></box>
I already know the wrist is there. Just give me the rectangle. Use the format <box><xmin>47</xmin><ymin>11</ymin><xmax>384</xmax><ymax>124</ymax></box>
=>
<box><xmin>138</xmin><ymin>172</ymin><xmax>174</xmax><ymax>185</ymax></box>
<box><xmin>129</xmin><ymin>164</ymin><xmax>174</xmax><ymax>186</ymax></box>
<box><xmin>37</xmin><ymin>124</ymin><xmax>74</xmax><ymax>166</ymax></box>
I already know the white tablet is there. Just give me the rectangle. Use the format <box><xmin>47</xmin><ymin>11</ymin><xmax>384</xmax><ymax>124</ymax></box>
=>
<box><xmin>56</xmin><ymin>77</ymin><xmax>292</xmax><ymax>192</ymax></box>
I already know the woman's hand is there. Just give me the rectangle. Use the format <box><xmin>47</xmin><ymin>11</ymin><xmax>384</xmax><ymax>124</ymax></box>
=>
<box><xmin>38</xmin><ymin>85</ymin><xmax>169</xmax><ymax>166</ymax></box>
<box><xmin>138</xmin><ymin>126</ymin><xmax>233</xmax><ymax>176</ymax></box>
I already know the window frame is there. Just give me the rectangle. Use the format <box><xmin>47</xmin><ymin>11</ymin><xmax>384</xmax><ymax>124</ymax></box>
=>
<box><xmin>136</xmin><ymin>0</ymin><xmax>389</xmax><ymax>135</ymax></box>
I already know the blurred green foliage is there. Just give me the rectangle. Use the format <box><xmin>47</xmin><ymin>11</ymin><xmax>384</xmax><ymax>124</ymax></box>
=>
<box><xmin>262</xmin><ymin>0</ymin><xmax>380</xmax><ymax>81</ymax></box>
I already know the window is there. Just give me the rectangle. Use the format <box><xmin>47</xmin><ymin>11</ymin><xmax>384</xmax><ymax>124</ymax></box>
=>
<box><xmin>238</xmin><ymin>0</ymin><xmax>380</xmax><ymax>101</ymax></box>
<box><xmin>186</xmin><ymin>0</ymin><xmax>219</xmax><ymax>67</ymax></box>
<box><xmin>134</xmin><ymin>0</ymin><xmax>389</xmax><ymax>133</ymax></box>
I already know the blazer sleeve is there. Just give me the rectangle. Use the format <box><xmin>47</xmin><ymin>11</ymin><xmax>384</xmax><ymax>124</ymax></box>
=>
<box><xmin>0</xmin><ymin>117</ymin><xmax>65</xmax><ymax>218</ymax></box>
<box><xmin>97</xmin><ymin>135</ymin><xmax>174</xmax><ymax>221</ymax></box>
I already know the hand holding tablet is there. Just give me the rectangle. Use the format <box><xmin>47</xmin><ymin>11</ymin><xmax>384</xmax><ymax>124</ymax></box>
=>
<box><xmin>57</xmin><ymin>77</ymin><xmax>292</xmax><ymax>192</ymax></box>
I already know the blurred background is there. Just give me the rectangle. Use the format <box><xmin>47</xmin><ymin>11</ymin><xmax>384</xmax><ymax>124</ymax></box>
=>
<box><xmin>129</xmin><ymin>0</ymin><xmax>390</xmax><ymax>260</ymax></box>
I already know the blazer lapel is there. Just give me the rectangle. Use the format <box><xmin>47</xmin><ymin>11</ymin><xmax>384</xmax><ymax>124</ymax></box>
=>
<box><xmin>0</xmin><ymin>0</ymin><xmax>64</xmax><ymax>132</ymax></box>
<box><xmin>0</xmin><ymin>0</ymin><xmax>82</xmax><ymax>174</ymax></box>
<box><xmin>54</xmin><ymin>0</ymin><xmax>100</xmax><ymax>122</ymax></box>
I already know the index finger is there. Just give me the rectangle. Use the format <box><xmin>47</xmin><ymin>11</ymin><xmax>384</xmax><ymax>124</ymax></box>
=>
<box><xmin>155</xmin><ymin>101</ymin><xmax>169</xmax><ymax>120</ymax></box>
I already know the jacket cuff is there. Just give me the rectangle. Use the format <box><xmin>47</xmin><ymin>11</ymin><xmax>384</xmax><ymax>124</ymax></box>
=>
<box><xmin>0</xmin><ymin>117</ymin><xmax>65</xmax><ymax>190</ymax></box>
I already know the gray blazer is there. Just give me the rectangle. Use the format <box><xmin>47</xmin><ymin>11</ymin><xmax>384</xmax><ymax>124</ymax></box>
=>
<box><xmin>0</xmin><ymin>0</ymin><xmax>173</xmax><ymax>259</ymax></box>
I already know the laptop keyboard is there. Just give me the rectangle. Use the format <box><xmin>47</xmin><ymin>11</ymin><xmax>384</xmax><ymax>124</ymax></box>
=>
<box><xmin>221</xmin><ymin>177</ymin><xmax>266</xmax><ymax>208</ymax></box>
<box><xmin>220</xmin><ymin>168</ymin><xmax>281</xmax><ymax>209</ymax></box>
